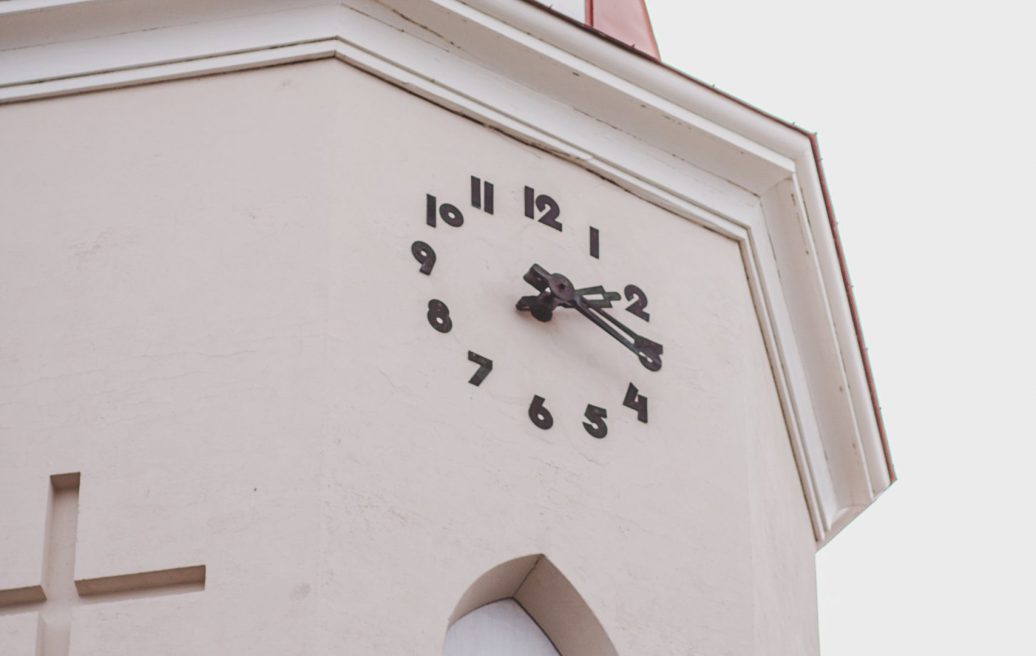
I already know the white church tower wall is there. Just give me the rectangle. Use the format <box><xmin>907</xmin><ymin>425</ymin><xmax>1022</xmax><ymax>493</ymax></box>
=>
<box><xmin>0</xmin><ymin>1</ymin><xmax>893</xmax><ymax>654</ymax></box>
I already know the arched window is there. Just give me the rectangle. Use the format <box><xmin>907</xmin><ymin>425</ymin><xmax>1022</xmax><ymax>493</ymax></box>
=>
<box><xmin>443</xmin><ymin>555</ymin><xmax>617</xmax><ymax>656</ymax></box>
<box><xmin>443</xmin><ymin>599</ymin><xmax>559</xmax><ymax>656</ymax></box>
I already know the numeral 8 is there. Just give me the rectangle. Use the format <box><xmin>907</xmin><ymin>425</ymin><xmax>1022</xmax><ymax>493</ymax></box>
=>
<box><xmin>427</xmin><ymin>299</ymin><xmax>452</xmax><ymax>333</ymax></box>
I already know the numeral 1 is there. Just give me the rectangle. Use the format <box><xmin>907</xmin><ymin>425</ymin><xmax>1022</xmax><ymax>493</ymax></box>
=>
<box><xmin>523</xmin><ymin>186</ymin><xmax>562</xmax><ymax>231</ymax></box>
<box><xmin>426</xmin><ymin>194</ymin><xmax>463</xmax><ymax>227</ymax></box>
<box><xmin>470</xmin><ymin>176</ymin><xmax>494</xmax><ymax>214</ymax></box>
<box><xmin>623</xmin><ymin>383</ymin><xmax>648</xmax><ymax>423</ymax></box>
<box><xmin>589</xmin><ymin>226</ymin><xmax>600</xmax><ymax>259</ymax></box>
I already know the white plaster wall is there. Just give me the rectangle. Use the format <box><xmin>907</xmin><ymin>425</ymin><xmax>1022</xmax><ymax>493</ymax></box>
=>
<box><xmin>0</xmin><ymin>60</ymin><xmax>817</xmax><ymax>654</ymax></box>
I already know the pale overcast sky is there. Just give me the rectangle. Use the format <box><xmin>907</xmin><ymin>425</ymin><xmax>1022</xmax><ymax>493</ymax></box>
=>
<box><xmin>646</xmin><ymin>1</ymin><xmax>1036</xmax><ymax>653</ymax></box>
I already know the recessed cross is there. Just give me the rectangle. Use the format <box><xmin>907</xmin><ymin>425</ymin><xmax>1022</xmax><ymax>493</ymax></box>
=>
<box><xmin>0</xmin><ymin>473</ymin><xmax>205</xmax><ymax>656</ymax></box>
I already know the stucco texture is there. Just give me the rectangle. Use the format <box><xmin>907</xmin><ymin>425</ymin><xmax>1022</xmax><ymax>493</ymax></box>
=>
<box><xmin>0</xmin><ymin>60</ymin><xmax>817</xmax><ymax>654</ymax></box>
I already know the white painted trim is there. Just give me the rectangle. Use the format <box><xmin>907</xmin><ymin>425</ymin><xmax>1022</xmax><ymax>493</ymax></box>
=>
<box><xmin>529</xmin><ymin>0</ymin><xmax>585</xmax><ymax>24</ymax></box>
<box><xmin>0</xmin><ymin>0</ymin><xmax>891</xmax><ymax>546</ymax></box>
<box><xmin>0</xmin><ymin>0</ymin><xmax>96</xmax><ymax>15</ymax></box>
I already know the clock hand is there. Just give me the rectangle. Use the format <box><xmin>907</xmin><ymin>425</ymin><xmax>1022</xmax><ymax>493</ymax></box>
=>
<box><xmin>515</xmin><ymin>264</ymin><xmax>574</xmax><ymax>322</ymax></box>
<box><xmin>515</xmin><ymin>265</ymin><xmax>619</xmax><ymax>311</ymax></box>
<box><xmin>572</xmin><ymin>285</ymin><xmax>621</xmax><ymax>309</ymax></box>
<box><xmin>516</xmin><ymin>264</ymin><xmax>663</xmax><ymax>371</ymax></box>
<box><xmin>570</xmin><ymin>294</ymin><xmax>663</xmax><ymax>371</ymax></box>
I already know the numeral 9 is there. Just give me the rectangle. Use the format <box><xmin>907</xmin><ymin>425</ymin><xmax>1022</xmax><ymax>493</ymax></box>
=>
<box><xmin>411</xmin><ymin>240</ymin><xmax>436</xmax><ymax>275</ymax></box>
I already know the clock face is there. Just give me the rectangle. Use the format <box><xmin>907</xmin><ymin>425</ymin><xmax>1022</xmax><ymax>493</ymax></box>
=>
<box><xmin>327</xmin><ymin>72</ymin><xmax>753</xmax><ymax>474</ymax></box>
<box><xmin>409</xmin><ymin>177</ymin><xmax>659</xmax><ymax>438</ymax></box>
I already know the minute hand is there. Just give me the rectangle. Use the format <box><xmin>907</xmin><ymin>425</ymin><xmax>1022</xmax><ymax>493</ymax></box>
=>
<box><xmin>571</xmin><ymin>293</ymin><xmax>663</xmax><ymax>371</ymax></box>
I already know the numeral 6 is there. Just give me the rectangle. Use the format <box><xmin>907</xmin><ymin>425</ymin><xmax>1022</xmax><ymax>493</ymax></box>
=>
<box><xmin>528</xmin><ymin>395</ymin><xmax>554</xmax><ymax>430</ymax></box>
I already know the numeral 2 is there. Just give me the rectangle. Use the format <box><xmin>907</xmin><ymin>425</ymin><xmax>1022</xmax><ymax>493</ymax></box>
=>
<box><xmin>467</xmin><ymin>351</ymin><xmax>493</xmax><ymax>386</ymax></box>
<box><xmin>624</xmin><ymin>383</ymin><xmax>648</xmax><ymax>423</ymax></box>
<box><xmin>583</xmin><ymin>404</ymin><xmax>608</xmax><ymax>439</ymax></box>
<box><xmin>426</xmin><ymin>194</ymin><xmax>463</xmax><ymax>227</ymax></box>
<box><xmin>524</xmin><ymin>186</ymin><xmax>562</xmax><ymax>232</ymax></box>
<box><xmin>624</xmin><ymin>284</ymin><xmax>650</xmax><ymax>321</ymax></box>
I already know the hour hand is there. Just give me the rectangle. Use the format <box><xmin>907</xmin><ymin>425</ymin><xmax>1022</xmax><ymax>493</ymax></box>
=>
<box><xmin>516</xmin><ymin>292</ymin><xmax>555</xmax><ymax>322</ymax></box>
<box><xmin>521</xmin><ymin>264</ymin><xmax>552</xmax><ymax>293</ymax></box>
<box><xmin>516</xmin><ymin>264</ymin><xmax>577</xmax><ymax>321</ymax></box>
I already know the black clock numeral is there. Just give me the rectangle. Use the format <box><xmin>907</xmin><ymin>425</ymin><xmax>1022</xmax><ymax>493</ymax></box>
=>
<box><xmin>470</xmin><ymin>176</ymin><xmax>494</xmax><ymax>214</ymax></box>
<box><xmin>426</xmin><ymin>194</ymin><xmax>464</xmax><ymax>228</ymax></box>
<box><xmin>583</xmin><ymin>404</ymin><xmax>608</xmax><ymax>439</ymax></box>
<box><xmin>524</xmin><ymin>186</ymin><xmax>562</xmax><ymax>232</ymax></box>
<box><xmin>623</xmin><ymin>383</ymin><xmax>648</xmax><ymax>423</ymax></box>
<box><xmin>528</xmin><ymin>395</ymin><xmax>554</xmax><ymax>430</ymax></box>
<box><xmin>411</xmin><ymin>240</ymin><xmax>436</xmax><ymax>275</ymax></box>
<box><xmin>467</xmin><ymin>351</ymin><xmax>493</xmax><ymax>386</ymax></box>
<box><xmin>427</xmin><ymin>299</ymin><xmax>453</xmax><ymax>333</ymax></box>
<box><xmin>589</xmin><ymin>226</ymin><xmax>600</xmax><ymax>259</ymax></box>
<box><xmin>624</xmin><ymin>284</ymin><xmax>650</xmax><ymax>321</ymax></box>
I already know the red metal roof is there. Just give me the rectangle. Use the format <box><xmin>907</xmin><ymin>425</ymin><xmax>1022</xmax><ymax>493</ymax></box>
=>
<box><xmin>587</xmin><ymin>0</ymin><xmax>660</xmax><ymax>59</ymax></box>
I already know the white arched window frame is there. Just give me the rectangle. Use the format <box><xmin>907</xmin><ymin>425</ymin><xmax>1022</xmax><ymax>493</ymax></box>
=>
<box><xmin>444</xmin><ymin>555</ymin><xmax>617</xmax><ymax>656</ymax></box>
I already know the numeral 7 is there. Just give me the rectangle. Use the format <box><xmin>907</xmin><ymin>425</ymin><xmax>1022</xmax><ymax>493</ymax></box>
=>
<box><xmin>467</xmin><ymin>351</ymin><xmax>493</xmax><ymax>386</ymax></box>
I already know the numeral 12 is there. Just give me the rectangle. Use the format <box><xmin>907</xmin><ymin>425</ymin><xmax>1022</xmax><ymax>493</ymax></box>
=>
<box><xmin>524</xmin><ymin>186</ymin><xmax>562</xmax><ymax>232</ymax></box>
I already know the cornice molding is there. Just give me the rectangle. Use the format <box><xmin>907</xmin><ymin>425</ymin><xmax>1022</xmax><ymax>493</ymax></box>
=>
<box><xmin>0</xmin><ymin>0</ymin><xmax>892</xmax><ymax>546</ymax></box>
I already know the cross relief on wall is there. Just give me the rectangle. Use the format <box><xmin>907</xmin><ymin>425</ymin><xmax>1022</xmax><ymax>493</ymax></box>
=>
<box><xmin>0</xmin><ymin>473</ymin><xmax>205</xmax><ymax>656</ymax></box>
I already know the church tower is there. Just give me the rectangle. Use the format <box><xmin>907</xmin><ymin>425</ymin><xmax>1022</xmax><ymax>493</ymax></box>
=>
<box><xmin>0</xmin><ymin>1</ymin><xmax>893</xmax><ymax>653</ymax></box>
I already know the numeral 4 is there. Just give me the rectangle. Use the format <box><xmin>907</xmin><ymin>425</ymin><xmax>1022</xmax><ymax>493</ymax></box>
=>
<box><xmin>623</xmin><ymin>383</ymin><xmax>648</xmax><ymax>423</ymax></box>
